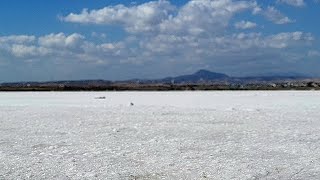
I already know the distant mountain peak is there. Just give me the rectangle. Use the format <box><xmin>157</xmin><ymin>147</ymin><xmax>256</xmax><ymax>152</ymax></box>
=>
<box><xmin>195</xmin><ymin>69</ymin><xmax>212</xmax><ymax>74</ymax></box>
<box><xmin>193</xmin><ymin>69</ymin><xmax>229</xmax><ymax>78</ymax></box>
<box><xmin>159</xmin><ymin>69</ymin><xmax>229</xmax><ymax>83</ymax></box>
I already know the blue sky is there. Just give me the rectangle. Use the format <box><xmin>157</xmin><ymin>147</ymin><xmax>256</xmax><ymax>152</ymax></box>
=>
<box><xmin>0</xmin><ymin>0</ymin><xmax>319</xmax><ymax>82</ymax></box>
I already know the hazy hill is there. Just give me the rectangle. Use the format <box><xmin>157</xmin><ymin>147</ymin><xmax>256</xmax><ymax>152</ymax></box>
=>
<box><xmin>159</xmin><ymin>69</ymin><xmax>229</xmax><ymax>83</ymax></box>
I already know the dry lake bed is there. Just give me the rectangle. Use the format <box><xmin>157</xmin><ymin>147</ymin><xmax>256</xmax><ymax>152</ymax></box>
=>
<box><xmin>1</xmin><ymin>91</ymin><xmax>320</xmax><ymax>179</ymax></box>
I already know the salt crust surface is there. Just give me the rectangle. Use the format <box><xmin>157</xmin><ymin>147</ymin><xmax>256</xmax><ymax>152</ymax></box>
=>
<box><xmin>1</xmin><ymin>91</ymin><xmax>320</xmax><ymax>179</ymax></box>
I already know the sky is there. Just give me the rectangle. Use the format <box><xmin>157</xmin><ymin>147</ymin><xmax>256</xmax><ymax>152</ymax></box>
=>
<box><xmin>0</xmin><ymin>0</ymin><xmax>319</xmax><ymax>82</ymax></box>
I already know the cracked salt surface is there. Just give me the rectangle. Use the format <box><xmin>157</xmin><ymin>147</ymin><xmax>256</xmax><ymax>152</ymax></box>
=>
<box><xmin>1</xmin><ymin>91</ymin><xmax>320</xmax><ymax>179</ymax></box>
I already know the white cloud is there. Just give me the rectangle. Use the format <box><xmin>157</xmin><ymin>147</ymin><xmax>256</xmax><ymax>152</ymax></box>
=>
<box><xmin>62</xmin><ymin>0</ymin><xmax>294</xmax><ymax>38</ymax></box>
<box><xmin>278</xmin><ymin>0</ymin><xmax>305</xmax><ymax>7</ymax></box>
<box><xmin>140</xmin><ymin>31</ymin><xmax>313</xmax><ymax>62</ymax></box>
<box><xmin>308</xmin><ymin>50</ymin><xmax>320</xmax><ymax>57</ymax></box>
<box><xmin>62</xmin><ymin>0</ymin><xmax>259</xmax><ymax>35</ymax></box>
<box><xmin>10</xmin><ymin>45</ymin><xmax>51</xmax><ymax>58</ymax></box>
<box><xmin>159</xmin><ymin>0</ymin><xmax>258</xmax><ymax>36</ymax></box>
<box><xmin>0</xmin><ymin>33</ymin><xmax>127</xmax><ymax>60</ymax></box>
<box><xmin>266</xmin><ymin>32</ymin><xmax>313</xmax><ymax>48</ymax></box>
<box><xmin>234</xmin><ymin>21</ymin><xmax>257</xmax><ymax>29</ymax></box>
<box><xmin>259</xmin><ymin>6</ymin><xmax>294</xmax><ymax>24</ymax></box>
<box><xmin>0</xmin><ymin>1</ymin><xmax>310</xmax><ymax>64</ymax></box>
<box><xmin>62</xmin><ymin>0</ymin><xmax>175</xmax><ymax>33</ymax></box>
<box><xmin>0</xmin><ymin>35</ymin><xmax>35</xmax><ymax>44</ymax></box>
<box><xmin>38</xmin><ymin>33</ymin><xmax>85</xmax><ymax>49</ymax></box>
<box><xmin>0</xmin><ymin>30</ymin><xmax>313</xmax><ymax>65</ymax></box>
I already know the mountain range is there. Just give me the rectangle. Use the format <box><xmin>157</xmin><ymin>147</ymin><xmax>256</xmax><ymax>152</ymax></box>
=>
<box><xmin>130</xmin><ymin>69</ymin><xmax>310</xmax><ymax>84</ymax></box>
<box><xmin>0</xmin><ymin>69</ymin><xmax>313</xmax><ymax>86</ymax></box>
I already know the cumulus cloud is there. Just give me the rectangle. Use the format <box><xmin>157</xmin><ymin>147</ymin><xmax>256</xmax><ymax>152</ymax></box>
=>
<box><xmin>1</xmin><ymin>1</ymin><xmax>308</xmax><ymax>63</ymax></box>
<box><xmin>10</xmin><ymin>45</ymin><xmax>50</xmax><ymax>58</ymax></box>
<box><xmin>0</xmin><ymin>33</ymin><xmax>126</xmax><ymax>61</ymax></box>
<box><xmin>259</xmin><ymin>6</ymin><xmax>294</xmax><ymax>24</ymax></box>
<box><xmin>62</xmin><ymin>0</ymin><xmax>260</xmax><ymax>35</ymax></box>
<box><xmin>62</xmin><ymin>0</ymin><xmax>175</xmax><ymax>33</ymax></box>
<box><xmin>38</xmin><ymin>33</ymin><xmax>85</xmax><ymax>49</ymax></box>
<box><xmin>234</xmin><ymin>21</ymin><xmax>257</xmax><ymax>29</ymax></box>
<box><xmin>62</xmin><ymin>0</ymin><xmax>295</xmax><ymax>40</ymax></box>
<box><xmin>278</xmin><ymin>0</ymin><xmax>305</xmax><ymax>7</ymax></box>
<box><xmin>160</xmin><ymin>0</ymin><xmax>259</xmax><ymax>36</ymax></box>
<box><xmin>0</xmin><ymin>30</ymin><xmax>313</xmax><ymax>64</ymax></box>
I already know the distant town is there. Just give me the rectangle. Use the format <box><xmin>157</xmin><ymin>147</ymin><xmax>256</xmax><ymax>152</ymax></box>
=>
<box><xmin>1</xmin><ymin>70</ymin><xmax>319</xmax><ymax>91</ymax></box>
